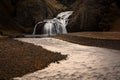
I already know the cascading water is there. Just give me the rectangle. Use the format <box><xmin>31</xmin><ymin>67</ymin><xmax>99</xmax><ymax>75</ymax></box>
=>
<box><xmin>43</xmin><ymin>20</ymin><xmax>56</xmax><ymax>36</ymax></box>
<box><xmin>33</xmin><ymin>21</ymin><xmax>43</xmax><ymax>35</ymax></box>
<box><xmin>32</xmin><ymin>11</ymin><xmax>73</xmax><ymax>36</ymax></box>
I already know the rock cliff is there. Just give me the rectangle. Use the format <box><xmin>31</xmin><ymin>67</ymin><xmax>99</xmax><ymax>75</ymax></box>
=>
<box><xmin>0</xmin><ymin>0</ymin><xmax>65</xmax><ymax>35</ymax></box>
<box><xmin>67</xmin><ymin>0</ymin><xmax>120</xmax><ymax>32</ymax></box>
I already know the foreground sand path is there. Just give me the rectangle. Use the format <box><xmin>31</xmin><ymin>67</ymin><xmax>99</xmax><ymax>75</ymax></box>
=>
<box><xmin>14</xmin><ymin>38</ymin><xmax>120</xmax><ymax>80</ymax></box>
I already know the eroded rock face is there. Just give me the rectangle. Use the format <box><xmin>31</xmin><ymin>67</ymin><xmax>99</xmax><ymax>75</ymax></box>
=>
<box><xmin>0</xmin><ymin>0</ymin><xmax>119</xmax><ymax>35</ymax></box>
<box><xmin>67</xmin><ymin>0</ymin><xmax>120</xmax><ymax>32</ymax></box>
<box><xmin>0</xmin><ymin>0</ymin><xmax>65</xmax><ymax>35</ymax></box>
<box><xmin>15</xmin><ymin>0</ymin><xmax>65</xmax><ymax>28</ymax></box>
<box><xmin>57</xmin><ymin>0</ymin><xmax>76</xmax><ymax>6</ymax></box>
<box><xmin>0</xmin><ymin>0</ymin><xmax>25</xmax><ymax>35</ymax></box>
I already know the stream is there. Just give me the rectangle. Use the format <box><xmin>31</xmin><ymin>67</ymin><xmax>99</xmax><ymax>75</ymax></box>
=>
<box><xmin>14</xmin><ymin>38</ymin><xmax>120</xmax><ymax>80</ymax></box>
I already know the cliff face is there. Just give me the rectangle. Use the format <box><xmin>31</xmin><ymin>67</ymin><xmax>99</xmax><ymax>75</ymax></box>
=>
<box><xmin>57</xmin><ymin>0</ymin><xmax>76</xmax><ymax>6</ymax></box>
<box><xmin>15</xmin><ymin>0</ymin><xmax>66</xmax><ymax>28</ymax></box>
<box><xmin>0</xmin><ymin>0</ymin><xmax>65</xmax><ymax>35</ymax></box>
<box><xmin>0</xmin><ymin>0</ymin><xmax>14</xmax><ymax>16</ymax></box>
<box><xmin>0</xmin><ymin>0</ymin><xmax>120</xmax><ymax>35</ymax></box>
<box><xmin>0</xmin><ymin>0</ymin><xmax>25</xmax><ymax>35</ymax></box>
<box><xmin>67</xmin><ymin>0</ymin><xmax>120</xmax><ymax>32</ymax></box>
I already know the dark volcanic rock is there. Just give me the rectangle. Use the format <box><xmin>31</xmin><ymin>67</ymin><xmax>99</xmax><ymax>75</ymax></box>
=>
<box><xmin>0</xmin><ymin>0</ymin><xmax>119</xmax><ymax>34</ymax></box>
<box><xmin>0</xmin><ymin>14</ymin><xmax>25</xmax><ymax>36</ymax></box>
<box><xmin>0</xmin><ymin>0</ymin><xmax>65</xmax><ymax>35</ymax></box>
<box><xmin>57</xmin><ymin>0</ymin><xmax>76</xmax><ymax>6</ymax></box>
<box><xmin>15</xmin><ymin>0</ymin><xmax>65</xmax><ymax>28</ymax></box>
<box><xmin>67</xmin><ymin>0</ymin><xmax>120</xmax><ymax>32</ymax></box>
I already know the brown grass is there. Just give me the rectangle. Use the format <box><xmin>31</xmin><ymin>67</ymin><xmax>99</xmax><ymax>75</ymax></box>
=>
<box><xmin>53</xmin><ymin>32</ymin><xmax>120</xmax><ymax>50</ymax></box>
<box><xmin>0</xmin><ymin>38</ymin><xmax>67</xmax><ymax>80</ymax></box>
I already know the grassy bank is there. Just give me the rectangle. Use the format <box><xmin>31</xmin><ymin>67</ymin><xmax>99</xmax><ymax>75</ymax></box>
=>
<box><xmin>0</xmin><ymin>38</ymin><xmax>67</xmax><ymax>80</ymax></box>
<box><xmin>54</xmin><ymin>32</ymin><xmax>120</xmax><ymax>50</ymax></box>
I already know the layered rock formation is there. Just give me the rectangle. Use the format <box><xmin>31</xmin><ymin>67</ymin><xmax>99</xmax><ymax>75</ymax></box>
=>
<box><xmin>57</xmin><ymin>0</ymin><xmax>76</xmax><ymax>6</ymax></box>
<box><xmin>0</xmin><ymin>0</ymin><xmax>65</xmax><ymax>35</ymax></box>
<box><xmin>15</xmin><ymin>0</ymin><xmax>66</xmax><ymax>28</ymax></box>
<box><xmin>0</xmin><ymin>0</ymin><xmax>120</xmax><ymax>35</ymax></box>
<box><xmin>67</xmin><ymin>0</ymin><xmax>120</xmax><ymax>32</ymax></box>
<box><xmin>0</xmin><ymin>0</ymin><xmax>24</xmax><ymax>35</ymax></box>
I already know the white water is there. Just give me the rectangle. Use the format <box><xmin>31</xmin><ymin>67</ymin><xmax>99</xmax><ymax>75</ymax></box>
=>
<box><xmin>14</xmin><ymin>38</ymin><xmax>120</xmax><ymax>80</ymax></box>
<box><xmin>33</xmin><ymin>21</ymin><xmax>43</xmax><ymax>35</ymax></box>
<box><xmin>32</xmin><ymin>11</ymin><xmax>73</xmax><ymax>36</ymax></box>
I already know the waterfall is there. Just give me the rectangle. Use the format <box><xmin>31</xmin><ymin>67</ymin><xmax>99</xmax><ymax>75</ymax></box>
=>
<box><xmin>32</xmin><ymin>21</ymin><xmax>43</xmax><ymax>35</ymax></box>
<box><xmin>43</xmin><ymin>20</ymin><xmax>56</xmax><ymax>36</ymax></box>
<box><xmin>33</xmin><ymin>11</ymin><xmax>73</xmax><ymax>36</ymax></box>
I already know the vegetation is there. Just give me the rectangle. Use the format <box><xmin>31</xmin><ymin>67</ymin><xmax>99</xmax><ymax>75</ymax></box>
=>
<box><xmin>0</xmin><ymin>0</ymin><xmax>120</xmax><ymax>34</ymax></box>
<box><xmin>0</xmin><ymin>38</ymin><xmax>67</xmax><ymax>80</ymax></box>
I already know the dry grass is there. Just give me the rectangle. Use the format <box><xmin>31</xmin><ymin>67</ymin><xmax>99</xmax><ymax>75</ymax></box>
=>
<box><xmin>0</xmin><ymin>38</ymin><xmax>67</xmax><ymax>80</ymax></box>
<box><xmin>68</xmin><ymin>32</ymin><xmax>120</xmax><ymax>40</ymax></box>
<box><xmin>53</xmin><ymin>32</ymin><xmax>120</xmax><ymax>50</ymax></box>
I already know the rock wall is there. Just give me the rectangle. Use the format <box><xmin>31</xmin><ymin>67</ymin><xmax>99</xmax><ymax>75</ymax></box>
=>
<box><xmin>0</xmin><ymin>0</ymin><xmax>65</xmax><ymax>35</ymax></box>
<box><xmin>67</xmin><ymin>0</ymin><xmax>120</xmax><ymax>32</ymax></box>
<box><xmin>0</xmin><ymin>0</ymin><xmax>119</xmax><ymax>35</ymax></box>
<box><xmin>15</xmin><ymin>0</ymin><xmax>66</xmax><ymax>28</ymax></box>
